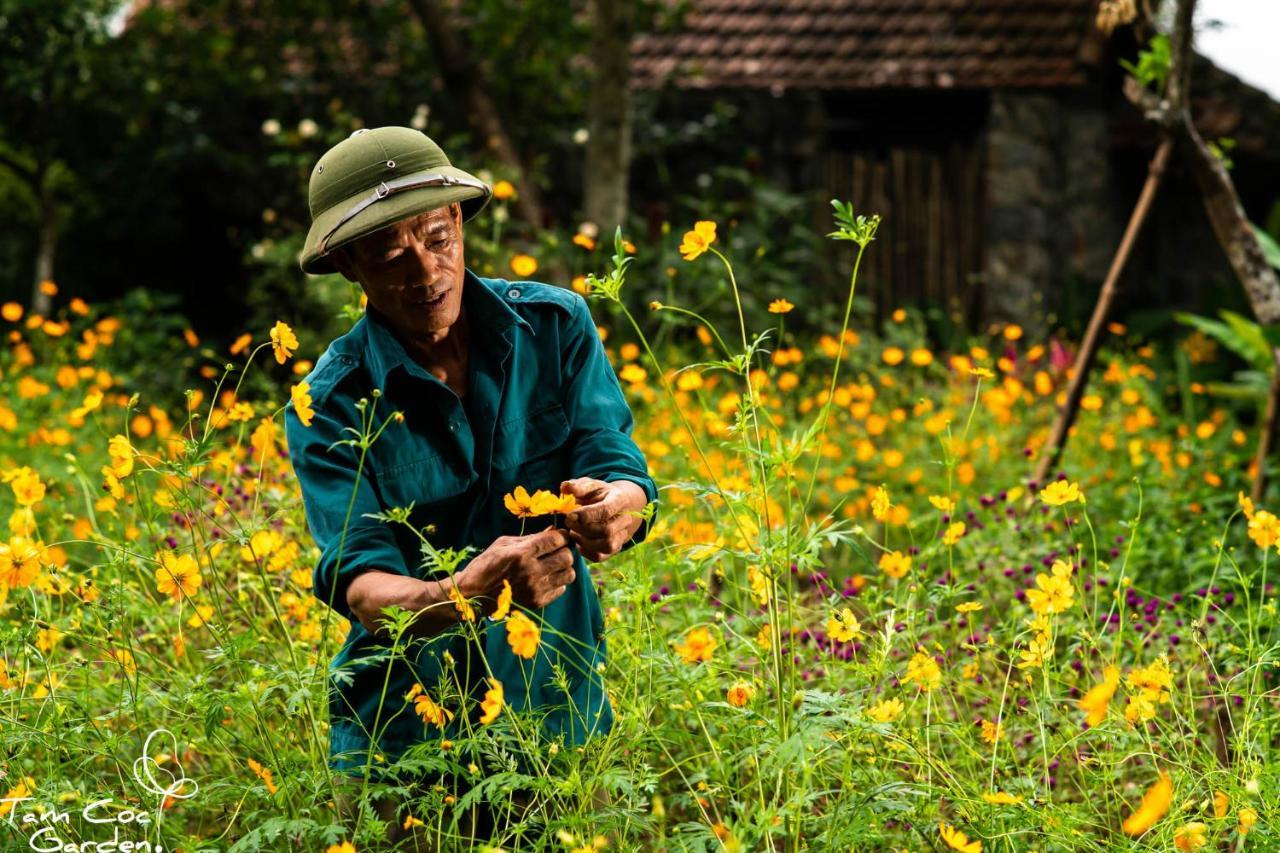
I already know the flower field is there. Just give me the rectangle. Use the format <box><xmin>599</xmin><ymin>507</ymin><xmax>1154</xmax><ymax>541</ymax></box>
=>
<box><xmin>0</xmin><ymin>208</ymin><xmax>1276</xmax><ymax>852</ymax></box>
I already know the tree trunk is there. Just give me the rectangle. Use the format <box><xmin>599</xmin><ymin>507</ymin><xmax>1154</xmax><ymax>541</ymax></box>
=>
<box><xmin>32</xmin><ymin>182</ymin><xmax>56</xmax><ymax>317</ymax></box>
<box><xmin>407</xmin><ymin>0</ymin><xmax>548</xmax><ymax>230</ymax></box>
<box><xmin>583</xmin><ymin>0</ymin><xmax>635</xmax><ymax>234</ymax></box>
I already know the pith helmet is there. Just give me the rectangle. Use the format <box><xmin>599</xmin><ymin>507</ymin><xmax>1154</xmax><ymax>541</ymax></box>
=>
<box><xmin>299</xmin><ymin>126</ymin><xmax>491</xmax><ymax>275</ymax></box>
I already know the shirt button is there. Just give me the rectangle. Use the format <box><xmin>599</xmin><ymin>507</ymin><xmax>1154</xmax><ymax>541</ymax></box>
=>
<box><xmin>507</xmin><ymin>288</ymin><xmax>520</xmax><ymax>298</ymax></box>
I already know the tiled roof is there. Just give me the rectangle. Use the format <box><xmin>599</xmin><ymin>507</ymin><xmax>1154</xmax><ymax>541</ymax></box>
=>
<box><xmin>632</xmin><ymin>0</ymin><xmax>1102</xmax><ymax>91</ymax></box>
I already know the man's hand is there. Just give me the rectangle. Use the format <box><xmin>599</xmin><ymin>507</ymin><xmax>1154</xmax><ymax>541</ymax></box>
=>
<box><xmin>459</xmin><ymin>526</ymin><xmax>576</xmax><ymax>611</ymax></box>
<box><xmin>559</xmin><ymin>477</ymin><xmax>648</xmax><ymax>562</ymax></box>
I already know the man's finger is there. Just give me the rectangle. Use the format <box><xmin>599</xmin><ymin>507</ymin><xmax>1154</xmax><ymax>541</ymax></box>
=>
<box><xmin>565</xmin><ymin>496</ymin><xmax>619</xmax><ymax>526</ymax></box>
<box><xmin>529</xmin><ymin>526</ymin><xmax>571</xmax><ymax>556</ymax></box>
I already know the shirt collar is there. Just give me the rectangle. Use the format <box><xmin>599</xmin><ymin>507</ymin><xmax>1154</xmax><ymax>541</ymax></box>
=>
<box><xmin>361</xmin><ymin>267</ymin><xmax>532</xmax><ymax>387</ymax></box>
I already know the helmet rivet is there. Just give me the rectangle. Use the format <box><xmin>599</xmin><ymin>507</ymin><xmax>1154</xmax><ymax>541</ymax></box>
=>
<box><xmin>386</xmin><ymin>159</ymin><xmax>395</xmax><ymax>168</ymax></box>
<box><xmin>316</xmin><ymin>164</ymin><xmax>324</xmax><ymax>174</ymax></box>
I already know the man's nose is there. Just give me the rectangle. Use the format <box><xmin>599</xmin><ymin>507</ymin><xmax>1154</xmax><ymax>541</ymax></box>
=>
<box><xmin>403</xmin><ymin>239</ymin><xmax>440</xmax><ymax>281</ymax></box>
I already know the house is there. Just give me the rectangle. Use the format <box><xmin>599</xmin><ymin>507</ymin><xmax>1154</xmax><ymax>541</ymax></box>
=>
<box><xmin>630</xmin><ymin>0</ymin><xmax>1280</xmax><ymax>328</ymax></box>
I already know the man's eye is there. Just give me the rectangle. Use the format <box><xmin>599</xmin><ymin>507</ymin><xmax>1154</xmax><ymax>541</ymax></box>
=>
<box><xmin>381</xmin><ymin>253</ymin><xmax>402</xmax><ymax>264</ymax></box>
<box><xmin>430</xmin><ymin>238</ymin><xmax>449</xmax><ymax>250</ymax></box>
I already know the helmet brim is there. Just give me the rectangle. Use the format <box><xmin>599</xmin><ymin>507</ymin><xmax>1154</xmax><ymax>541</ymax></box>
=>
<box><xmin>299</xmin><ymin>165</ymin><xmax>491</xmax><ymax>275</ymax></box>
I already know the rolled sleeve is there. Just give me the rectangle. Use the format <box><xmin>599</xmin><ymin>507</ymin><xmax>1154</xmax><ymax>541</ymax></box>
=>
<box><xmin>284</xmin><ymin>402</ymin><xmax>411</xmax><ymax>622</ymax></box>
<box><xmin>561</xmin><ymin>294</ymin><xmax>660</xmax><ymax>551</ymax></box>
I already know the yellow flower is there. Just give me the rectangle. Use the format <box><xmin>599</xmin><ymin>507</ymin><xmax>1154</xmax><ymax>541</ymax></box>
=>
<box><xmin>269</xmin><ymin>321</ymin><xmax>298</xmax><ymax>364</ymax></box>
<box><xmin>479</xmin><ymin>677</ymin><xmax>503</xmax><ymax>724</ymax></box>
<box><xmin>1039</xmin><ymin>480</ymin><xmax>1084</xmax><ymax>507</ymax></box>
<box><xmin>491</xmin><ymin>579</ymin><xmax>513</xmax><ymax>620</ymax></box>
<box><xmin>910</xmin><ymin>347</ymin><xmax>933</xmax><ymax>366</ymax></box>
<box><xmin>871</xmin><ymin>485</ymin><xmax>890</xmax><ymax>521</ymax></box>
<box><xmin>956</xmin><ymin>602</ymin><xmax>982</xmax><ymax>614</ymax></box>
<box><xmin>1213</xmin><ymin>790</ymin><xmax>1228</xmax><ymax>819</ymax></box>
<box><xmin>154</xmin><ymin>551</ymin><xmax>202</xmax><ymax>602</ymax></box>
<box><xmin>879</xmin><ymin>550</ymin><xmax>911</xmax><ymax>579</ymax></box>
<box><xmin>726</xmin><ymin>681</ymin><xmax>755</xmax><ymax>708</ymax></box>
<box><xmin>1237</xmin><ymin>491</ymin><xmax>1256</xmax><ymax>520</ymax></box>
<box><xmin>679</xmin><ymin>220</ymin><xmax>717</xmax><ymax>261</ymax></box>
<box><xmin>1026</xmin><ymin>560</ymin><xmax>1075</xmax><ymax>615</ymax></box>
<box><xmin>881</xmin><ymin>346</ymin><xmax>905</xmax><ymax>366</ymax></box>
<box><xmin>1017</xmin><ymin>632</ymin><xmax>1052</xmax><ymax>670</ymax></box>
<box><xmin>229</xmin><ymin>332</ymin><xmax>252</xmax><ymax>356</ymax></box>
<box><xmin>826</xmin><ymin>608</ymin><xmax>861</xmax><ymax>643</ymax></box>
<box><xmin>510</xmin><ymin>253</ymin><xmax>538</xmax><ymax>277</ymax></box>
<box><xmin>290</xmin><ymin>382</ymin><xmax>315</xmax><ymax>427</ymax></box>
<box><xmin>107</xmin><ymin>435</ymin><xmax>135</xmax><ymax>478</ymax></box>
<box><xmin>1077</xmin><ymin>664</ymin><xmax>1120</xmax><ymax>727</ymax></box>
<box><xmin>904</xmin><ymin>650</ymin><xmax>942</xmax><ymax>691</ymax></box>
<box><xmin>448</xmin><ymin>583</ymin><xmax>475</xmax><ymax>622</ymax></box>
<box><xmin>969</xmin><ymin>366</ymin><xmax>995</xmax><ymax>379</ymax></box>
<box><xmin>493</xmin><ymin>180</ymin><xmax>516</xmax><ymax>201</ymax></box>
<box><xmin>942</xmin><ymin>521</ymin><xmax>965</xmax><ymax>546</ymax></box>
<box><xmin>979</xmin><ymin>719</ymin><xmax>1002</xmax><ymax>744</ymax></box>
<box><xmin>1122</xmin><ymin>772</ymin><xmax>1172</xmax><ymax>836</ymax></box>
<box><xmin>619</xmin><ymin>363</ymin><xmax>647</xmax><ymax>384</ymax></box>
<box><xmin>1</xmin><ymin>302</ymin><xmax>22</xmax><ymax>322</ymax></box>
<box><xmin>675</xmin><ymin>626</ymin><xmax>717</xmax><ymax>664</ymax></box>
<box><xmin>865</xmin><ymin>697</ymin><xmax>904</xmax><ymax>723</ymax></box>
<box><xmin>1247</xmin><ymin>509</ymin><xmax>1280</xmax><ymax>549</ymax></box>
<box><xmin>1174</xmin><ymin>821</ymin><xmax>1208</xmax><ymax>850</ymax></box>
<box><xmin>1238</xmin><ymin>806</ymin><xmax>1258</xmax><ymax>835</ymax></box>
<box><xmin>9</xmin><ymin>467</ymin><xmax>45</xmax><ymax>506</ymax></box>
<box><xmin>767</xmin><ymin>298</ymin><xmax>794</xmax><ymax>314</ymax></box>
<box><xmin>326</xmin><ymin>842</ymin><xmax>355</xmax><ymax>853</ymax></box>
<box><xmin>982</xmin><ymin>791</ymin><xmax>1023</xmax><ymax>805</ymax></box>
<box><xmin>573</xmin><ymin>233</ymin><xmax>596</xmax><ymax>250</ymax></box>
<box><xmin>929</xmin><ymin>495</ymin><xmax>956</xmax><ymax>513</ymax></box>
<box><xmin>939</xmin><ymin>822</ymin><xmax>982</xmax><ymax>852</ymax></box>
<box><xmin>506</xmin><ymin>610</ymin><xmax>541</xmax><ymax>658</ymax></box>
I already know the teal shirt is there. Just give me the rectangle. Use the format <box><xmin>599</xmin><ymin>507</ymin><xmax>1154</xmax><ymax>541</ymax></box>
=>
<box><xmin>283</xmin><ymin>269</ymin><xmax>658</xmax><ymax>774</ymax></box>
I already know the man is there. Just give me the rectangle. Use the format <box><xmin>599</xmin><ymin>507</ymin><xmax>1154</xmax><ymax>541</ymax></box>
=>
<box><xmin>284</xmin><ymin>126</ymin><xmax>658</xmax><ymax>845</ymax></box>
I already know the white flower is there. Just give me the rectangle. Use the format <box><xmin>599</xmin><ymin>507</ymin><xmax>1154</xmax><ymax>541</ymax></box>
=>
<box><xmin>411</xmin><ymin>103</ymin><xmax>430</xmax><ymax>130</ymax></box>
<box><xmin>578</xmin><ymin>221</ymin><xmax>600</xmax><ymax>239</ymax></box>
<box><xmin>572</xmin><ymin>127</ymin><xmax>589</xmax><ymax>144</ymax></box>
<box><xmin>261</xmin><ymin>118</ymin><xmax>281</xmax><ymax>136</ymax></box>
<box><xmin>297</xmin><ymin>118</ymin><xmax>318</xmax><ymax>138</ymax></box>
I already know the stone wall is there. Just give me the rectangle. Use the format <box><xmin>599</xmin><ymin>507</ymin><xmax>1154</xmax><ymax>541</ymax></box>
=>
<box><xmin>984</xmin><ymin>90</ymin><xmax>1117</xmax><ymax>331</ymax></box>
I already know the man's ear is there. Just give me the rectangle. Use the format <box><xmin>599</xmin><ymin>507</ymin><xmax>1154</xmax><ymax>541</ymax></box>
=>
<box><xmin>328</xmin><ymin>246</ymin><xmax>360</xmax><ymax>284</ymax></box>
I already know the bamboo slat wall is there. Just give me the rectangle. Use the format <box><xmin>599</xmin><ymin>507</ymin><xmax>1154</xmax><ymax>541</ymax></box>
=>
<box><xmin>819</xmin><ymin>139</ymin><xmax>986</xmax><ymax>325</ymax></box>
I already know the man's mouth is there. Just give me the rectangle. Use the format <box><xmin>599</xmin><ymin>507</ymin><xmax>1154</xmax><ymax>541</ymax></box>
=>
<box><xmin>412</xmin><ymin>290</ymin><xmax>448</xmax><ymax>309</ymax></box>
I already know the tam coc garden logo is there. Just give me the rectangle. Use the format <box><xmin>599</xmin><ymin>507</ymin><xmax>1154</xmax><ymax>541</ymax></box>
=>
<box><xmin>1</xmin><ymin>730</ymin><xmax>197</xmax><ymax>852</ymax></box>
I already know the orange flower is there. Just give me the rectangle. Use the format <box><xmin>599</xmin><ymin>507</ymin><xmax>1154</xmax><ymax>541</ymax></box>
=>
<box><xmin>290</xmin><ymin>382</ymin><xmax>315</xmax><ymax>427</ymax></box>
<box><xmin>510</xmin><ymin>254</ymin><xmax>538</xmax><ymax>277</ymax></box>
<box><xmin>767</xmin><ymin>298</ymin><xmax>794</xmax><ymax>314</ymax></box>
<box><xmin>448</xmin><ymin>583</ymin><xmax>475</xmax><ymax>622</ymax></box>
<box><xmin>726</xmin><ymin>681</ymin><xmax>754</xmax><ymax>707</ymax></box>
<box><xmin>490</xmin><ymin>579</ymin><xmax>513</xmax><ymax>620</ymax></box>
<box><xmin>407</xmin><ymin>683</ymin><xmax>454</xmax><ymax>728</ymax></box>
<box><xmin>1077</xmin><ymin>664</ymin><xmax>1120</xmax><ymax>727</ymax></box>
<box><xmin>506</xmin><ymin>610</ymin><xmax>540</xmax><ymax>658</ymax></box>
<box><xmin>478</xmin><ymin>678</ymin><xmax>503</xmax><ymax>724</ymax></box>
<box><xmin>493</xmin><ymin>180</ymin><xmax>516</xmax><ymax>201</ymax></box>
<box><xmin>675</xmin><ymin>626</ymin><xmax>716</xmax><ymax>664</ymax></box>
<box><xmin>679</xmin><ymin>221</ymin><xmax>717</xmax><ymax>261</ymax></box>
<box><xmin>269</xmin><ymin>321</ymin><xmax>298</xmax><ymax>364</ymax></box>
<box><xmin>1122</xmin><ymin>772</ymin><xmax>1173</xmax><ymax>836</ymax></box>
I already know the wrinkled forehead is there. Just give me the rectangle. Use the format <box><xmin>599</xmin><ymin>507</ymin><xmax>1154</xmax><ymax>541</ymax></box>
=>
<box><xmin>353</xmin><ymin>205</ymin><xmax>459</xmax><ymax>256</ymax></box>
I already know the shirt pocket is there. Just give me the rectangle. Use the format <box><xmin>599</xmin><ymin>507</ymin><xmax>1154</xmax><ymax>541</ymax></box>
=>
<box><xmin>370</xmin><ymin>449</ymin><xmax>471</xmax><ymax>520</ymax></box>
<box><xmin>494</xmin><ymin>402</ymin><xmax>571</xmax><ymax>491</ymax></box>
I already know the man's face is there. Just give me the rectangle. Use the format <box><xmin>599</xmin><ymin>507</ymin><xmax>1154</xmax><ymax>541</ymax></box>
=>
<box><xmin>331</xmin><ymin>203</ymin><xmax>466</xmax><ymax>338</ymax></box>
